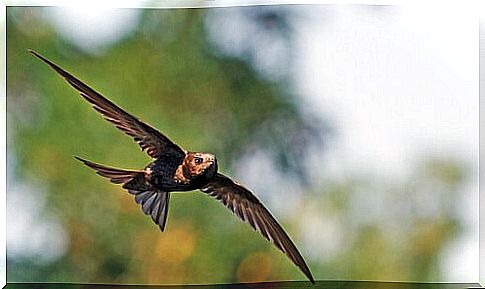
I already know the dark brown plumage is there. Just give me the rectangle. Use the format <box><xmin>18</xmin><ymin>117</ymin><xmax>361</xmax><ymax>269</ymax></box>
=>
<box><xmin>30</xmin><ymin>50</ymin><xmax>315</xmax><ymax>284</ymax></box>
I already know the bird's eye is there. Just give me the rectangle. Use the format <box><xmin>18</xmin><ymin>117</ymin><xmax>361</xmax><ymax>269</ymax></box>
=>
<box><xmin>194</xmin><ymin>157</ymin><xmax>203</xmax><ymax>164</ymax></box>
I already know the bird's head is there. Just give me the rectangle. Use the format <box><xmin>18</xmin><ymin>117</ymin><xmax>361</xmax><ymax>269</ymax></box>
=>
<box><xmin>185</xmin><ymin>152</ymin><xmax>218</xmax><ymax>179</ymax></box>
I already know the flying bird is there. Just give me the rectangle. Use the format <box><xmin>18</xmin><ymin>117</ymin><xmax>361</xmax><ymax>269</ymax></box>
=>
<box><xmin>29</xmin><ymin>50</ymin><xmax>314</xmax><ymax>284</ymax></box>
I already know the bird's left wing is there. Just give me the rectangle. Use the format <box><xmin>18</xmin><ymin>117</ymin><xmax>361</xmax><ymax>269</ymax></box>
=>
<box><xmin>200</xmin><ymin>173</ymin><xmax>315</xmax><ymax>283</ymax></box>
<box><xmin>29</xmin><ymin>50</ymin><xmax>185</xmax><ymax>159</ymax></box>
<box><xmin>75</xmin><ymin>156</ymin><xmax>171</xmax><ymax>231</ymax></box>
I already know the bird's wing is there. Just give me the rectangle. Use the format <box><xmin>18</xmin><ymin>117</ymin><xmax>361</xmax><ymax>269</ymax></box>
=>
<box><xmin>29</xmin><ymin>50</ymin><xmax>185</xmax><ymax>159</ymax></box>
<box><xmin>75</xmin><ymin>156</ymin><xmax>143</xmax><ymax>184</ymax></box>
<box><xmin>75</xmin><ymin>156</ymin><xmax>171</xmax><ymax>231</ymax></box>
<box><xmin>200</xmin><ymin>173</ymin><xmax>315</xmax><ymax>283</ymax></box>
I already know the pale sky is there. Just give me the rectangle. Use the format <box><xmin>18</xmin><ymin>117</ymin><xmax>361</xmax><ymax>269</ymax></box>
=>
<box><xmin>290</xmin><ymin>5</ymin><xmax>478</xmax><ymax>281</ymax></box>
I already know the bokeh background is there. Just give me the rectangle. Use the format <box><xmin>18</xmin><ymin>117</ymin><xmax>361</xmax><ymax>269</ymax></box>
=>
<box><xmin>6</xmin><ymin>4</ymin><xmax>478</xmax><ymax>284</ymax></box>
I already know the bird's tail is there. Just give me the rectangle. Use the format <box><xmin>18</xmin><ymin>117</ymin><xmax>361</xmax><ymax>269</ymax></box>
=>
<box><xmin>74</xmin><ymin>156</ymin><xmax>146</xmax><ymax>188</ymax></box>
<box><xmin>74</xmin><ymin>156</ymin><xmax>170</xmax><ymax>231</ymax></box>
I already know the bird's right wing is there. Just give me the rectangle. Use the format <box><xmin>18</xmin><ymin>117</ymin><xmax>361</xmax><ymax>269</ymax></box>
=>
<box><xmin>29</xmin><ymin>50</ymin><xmax>185</xmax><ymax>159</ymax></box>
<box><xmin>200</xmin><ymin>173</ymin><xmax>314</xmax><ymax>283</ymax></box>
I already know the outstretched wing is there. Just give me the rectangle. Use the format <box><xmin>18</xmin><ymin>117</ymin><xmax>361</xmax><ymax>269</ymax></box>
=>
<box><xmin>74</xmin><ymin>156</ymin><xmax>143</xmax><ymax>185</ymax></box>
<box><xmin>29</xmin><ymin>50</ymin><xmax>185</xmax><ymax>159</ymax></box>
<box><xmin>75</xmin><ymin>156</ymin><xmax>171</xmax><ymax>231</ymax></box>
<box><xmin>200</xmin><ymin>173</ymin><xmax>315</xmax><ymax>283</ymax></box>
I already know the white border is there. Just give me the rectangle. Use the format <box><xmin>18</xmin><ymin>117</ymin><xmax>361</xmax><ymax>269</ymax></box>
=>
<box><xmin>1</xmin><ymin>1</ymin><xmax>482</xmax><ymax>287</ymax></box>
<box><xmin>480</xmin><ymin>16</ymin><xmax>484</xmax><ymax>289</ymax></box>
<box><xmin>1</xmin><ymin>0</ymin><xmax>7</xmax><ymax>288</ymax></box>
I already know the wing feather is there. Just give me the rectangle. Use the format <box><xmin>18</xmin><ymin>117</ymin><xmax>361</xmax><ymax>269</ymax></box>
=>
<box><xmin>29</xmin><ymin>50</ymin><xmax>185</xmax><ymax>159</ymax></box>
<box><xmin>74</xmin><ymin>156</ymin><xmax>142</xmax><ymax>184</ymax></box>
<box><xmin>201</xmin><ymin>173</ymin><xmax>314</xmax><ymax>283</ymax></box>
<box><xmin>74</xmin><ymin>156</ymin><xmax>171</xmax><ymax>231</ymax></box>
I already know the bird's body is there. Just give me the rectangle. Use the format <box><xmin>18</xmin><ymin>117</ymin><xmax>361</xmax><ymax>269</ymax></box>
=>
<box><xmin>30</xmin><ymin>50</ymin><xmax>314</xmax><ymax>284</ymax></box>
<box><xmin>144</xmin><ymin>151</ymin><xmax>217</xmax><ymax>192</ymax></box>
<box><xmin>146</xmin><ymin>155</ymin><xmax>188</xmax><ymax>191</ymax></box>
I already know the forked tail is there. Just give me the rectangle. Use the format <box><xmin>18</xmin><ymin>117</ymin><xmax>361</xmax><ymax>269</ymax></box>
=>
<box><xmin>74</xmin><ymin>156</ymin><xmax>170</xmax><ymax>231</ymax></box>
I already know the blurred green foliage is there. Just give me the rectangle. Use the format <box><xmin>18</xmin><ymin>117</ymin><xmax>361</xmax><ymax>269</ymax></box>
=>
<box><xmin>6</xmin><ymin>6</ymin><xmax>470</xmax><ymax>284</ymax></box>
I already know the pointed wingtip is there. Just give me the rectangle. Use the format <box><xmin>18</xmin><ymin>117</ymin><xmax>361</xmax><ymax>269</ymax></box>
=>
<box><xmin>73</xmin><ymin>156</ymin><xmax>95</xmax><ymax>168</ymax></box>
<box><xmin>303</xmin><ymin>266</ymin><xmax>315</xmax><ymax>284</ymax></box>
<box><xmin>309</xmin><ymin>277</ymin><xmax>315</xmax><ymax>285</ymax></box>
<box><xmin>28</xmin><ymin>49</ymin><xmax>49</xmax><ymax>64</ymax></box>
<box><xmin>28</xmin><ymin>49</ymin><xmax>68</xmax><ymax>76</ymax></box>
<box><xmin>73</xmin><ymin>155</ymin><xmax>85</xmax><ymax>163</ymax></box>
<box><xmin>296</xmin><ymin>256</ymin><xmax>315</xmax><ymax>284</ymax></box>
<box><xmin>28</xmin><ymin>49</ymin><xmax>45</xmax><ymax>60</ymax></box>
